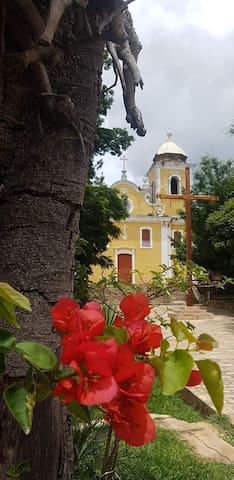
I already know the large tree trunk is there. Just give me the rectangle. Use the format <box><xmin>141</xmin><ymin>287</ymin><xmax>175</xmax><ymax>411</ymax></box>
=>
<box><xmin>0</xmin><ymin>2</ymin><xmax>104</xmax><ymax>478</ymax></box>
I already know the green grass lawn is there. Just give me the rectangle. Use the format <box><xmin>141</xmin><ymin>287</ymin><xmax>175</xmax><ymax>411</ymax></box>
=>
<box><xmin>117</xmin><ymin>429</ymin><xmax>234</xmax><ymax>480</ymax></box>
<box><xmin>115</xmin><ymin>382</ymin><xmax>234</xmax><ymax>480</ymax></box>
<box><xmin>148</xmin><ymin>380</ymin><xmax>234</xmax><ymax>446</ymax></box>
<box><xmin>147</xmin><ymin>380</ymin><xmax>202</xmax><ymax>422</ymax></box>
<box><xmin>73</xmin><ymin>381</ymin><xmax>234</xmax><ymax>480</ymax></box>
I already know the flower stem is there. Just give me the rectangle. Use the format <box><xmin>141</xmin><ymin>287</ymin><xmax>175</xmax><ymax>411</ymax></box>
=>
<box><xmin>101</xmin><ymin>425</ymin><xmax>113</xmax><ymax>477</ymax></box>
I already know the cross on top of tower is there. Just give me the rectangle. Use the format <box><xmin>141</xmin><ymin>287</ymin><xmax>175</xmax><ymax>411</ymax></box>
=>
<box><xmin>167</xmin><ymin>129</ymin><xmax>173</xmax><ymax>141</ymax></box>
<box><xmin>121</xmin><ymin>155</ymin><xmax>128</xmax><ymax>180</ymax></box>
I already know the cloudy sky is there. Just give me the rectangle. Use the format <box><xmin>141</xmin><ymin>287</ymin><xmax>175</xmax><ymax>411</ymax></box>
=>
<box><xmin>100</xmin><ymin>0</ymin><xmax>234</xmax><ymax>186</ymax></box>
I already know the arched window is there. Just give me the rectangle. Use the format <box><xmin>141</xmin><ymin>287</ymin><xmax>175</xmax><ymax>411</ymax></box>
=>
<box><xmin>169</xmin><ymin>175</ymin><xmax>181</xmax><ymax>194</ymax></box>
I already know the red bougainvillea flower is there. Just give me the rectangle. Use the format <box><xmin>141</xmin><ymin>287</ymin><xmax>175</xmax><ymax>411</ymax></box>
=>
<box><xmin>127</xmin><ymin>320</ymin><xmax>163</xmax><ymax>354</ymax></box>
<box><xmin>113</xmin><ymin>293</ymin><xmax>162</xmax><ymax>353</ymax></box>
<box><xmin>51</xmin><ymin>297</ymin><xmax>105</xmax><ymax>338</ymax></box>
<box><xmin>104</xmin><ymin>397</ymin><xmax>156</xmax><ymax>446</ymax></box>
<box><xmin>51</xmin><ymin>297</ymin><xmax>81</xmax><ymax>333</ymax></box>
<box><xmin>66</xmin><ymin>339</ymin><xmax>118</xmax><ymax>405</ymax></box>
<box><xmin>113</xmin><ymin>344</ymin><xmax>155</xmax><ymax>402</ymax></box>
<box><xmin>186</xmin><ymin>369</ymin><xmax>202</xmax><ymax>386</ymax></box>
<box><xmin>102</xmin><ymin>344</ymin><xmax>155</xmax><ymax>445</ymax></box>
<box><xmin>83</xmin><ymin>301</ymin><xmax>103</xmax><ymax>313</ymax></box>
<box><xmin>53</xmin><ymin>378</ymin><xmax>77</xmax><ymax>403</ymax></box>
<box><xmin>116</xmin><ymin>293</ymin><xmax>151</xmax><ymax>325</ymax></box>
<box><xmin>77</xmin><ymin>307</ymin><xmax>105</xmax><ymax>338</ymax></box>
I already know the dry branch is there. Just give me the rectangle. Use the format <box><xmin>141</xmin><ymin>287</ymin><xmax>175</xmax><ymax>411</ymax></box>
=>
<box><xmin>3</xmin><ymin>46</ymin><xmax>64</xmax><ymax>69</ymax></box>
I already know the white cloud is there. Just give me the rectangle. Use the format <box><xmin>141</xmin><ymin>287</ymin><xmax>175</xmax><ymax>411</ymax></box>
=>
<box><xmin>185</xmin><ymin>0</ymin><xmax>234</xmax><ymax>37</ymax></box>
<box><xmin>101</xmin><ymin>1</ymin><xmax>234</xmax><ymax>186</ymax></box>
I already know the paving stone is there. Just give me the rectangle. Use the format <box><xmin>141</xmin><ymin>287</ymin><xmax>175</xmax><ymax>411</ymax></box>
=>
<box><xmin>153</xmin><ymin>304</ymin><xmax>234</xmax><ymax>423</ymax></box>
<box><xmin>152</xmin><ymin>414</ymin><xmax>234</xmax><ymax>464</ymax></box>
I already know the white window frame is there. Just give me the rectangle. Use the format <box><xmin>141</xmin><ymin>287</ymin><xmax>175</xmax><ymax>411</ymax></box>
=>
<box><xmin>168</xmin><ymin>175</ymin><xmax>181</xmax><ymax>194</ymax></box>
<box><xmin>140</xmin><ymin>227</ymin><xmax>152</xmax><ymax>249</ymax></box>
<box><xmin>114</xmin><ymin>248</ymin><xmax>135</xmax><ymax>284</ymax></box>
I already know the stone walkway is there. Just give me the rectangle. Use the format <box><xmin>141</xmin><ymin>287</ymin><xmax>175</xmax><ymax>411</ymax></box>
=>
<box><xmin>152</xmin><ymin>414</ymin><xmax>234</xmax><ymax>464</ymax></box>
<box><xmin>153</xmin><ymin>304</ymin><xmax>234</xmax><ymax>423</ymax></box>
<box><xmin>185</xmin><ymin>308</ymin><xmax>234</xmax><ymax>423</ymax></box>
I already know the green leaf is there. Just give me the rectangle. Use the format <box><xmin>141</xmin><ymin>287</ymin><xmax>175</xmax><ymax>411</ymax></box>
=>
<box><xmin>67</xmin><ymin>401</ymin><xmax>91</xmax><ymax>422</ymax></box>
<box><xmin>170</xmin><ymin>317</ymin><xmax>196</xmax><ymax>344</ymax></box>
<box><xmin>16</xmin><ymin>460</ymin><xmax>31</xmax><ymax>474</ymax></box>
<box><xmin>0</xmin><ymin>328</ymin><xmax>16</xmax><ymax>352</ymax></box>
<box><xmin>0</xmin><ymin>299</ymin><xmax>19</xmax><ymax>328</ymax></box>
<box><xmin>103</xmin><ymin>325</ymin><xmax>128</xmax><ymax>344</ymax></box>
<box><xmin>161</xmin><ymin>350</ymin><xmax>194</xmax><ymax>395</ymax></box>
<box><xmin>0</xmin><ymin>352</ymin><xmax>5</xmax><ymax>374</ymax></box>
<box><xmin>197</xmin><ymin>333</ymin><xmax>218</xmax><ymax>351</ymax></box>
<box><xmin>0</xmin><ymin>283</ymin><xmax>31</xmax><ymax>311</ymax></box>
<box><xmin>4</xmin><ymin>384</ymin><xmax>32</xmax><ymax>434</ymax></box>
<box><xmin>6</xmin><ymin>464</ymin><xmax>17</xmax><ymax>476</ymax></box>
<box><xmin>160</xmin><ymin>339</ymin><xmax>170</xmax><ymax>356</ymax></box>
<box><xmin>54</xmin><ymin>368</ymin><xmax>76</xmax><ymax>380</ymax></box>
<box><xmin>102</xmin><ymin>304</ymin><xmax>116</xmax><ymax>325</ymax></box>
<box><xmin>178</xmin><ymin>322</ymin><xmax>197</xmax><ymax>344</ymax></box>
<box><xmin>35</xmin><ymin>384</ymin><xmax>52</xmax><ymax>402</ymax></box>
<box><xmin>7</xmin><ymin>460</ymin><xmax>30</xmax><ymax>479</ymax></box>
<box><xmin>196</xmin><ymin>359</ymin><xmax>224</xmax><ymax>414</ymax></box>
<box><xmin>150</xmin><ymin>355</ymin><xmax>163</xmax><ymax>375</ymax></box>
<box><xmin>15</xmin><ymin>342</ymin><xmax>57</xmax><ymax>370</ymax></box>
<box><xmin>170</xmin><ymin>318</ymin><xmax>186</xmax><ymax>342</ymax></box>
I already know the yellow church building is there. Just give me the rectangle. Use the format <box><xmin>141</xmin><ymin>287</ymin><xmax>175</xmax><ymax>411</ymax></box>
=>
<box><xmin>92</xmin><ymin>132</ymin><xmax>190</xmax><ymax>284</ymax></box>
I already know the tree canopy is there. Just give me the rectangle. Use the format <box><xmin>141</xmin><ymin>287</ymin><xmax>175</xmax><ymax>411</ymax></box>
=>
<box><xmin>191</xmin><ymin>156</ymin><xmax>234</xmax><ymax>275</ymax></box>
<box><xmin>95</xmin><ymin>80</ymin><xmax>134</xmax><ymax>158</ymax></box>
<box><xmin>206</xmin><ymin>198</ymin><xmax>234</xmax><ymax>276</ymax></box>
<box><xmin>76</xmin><ymin>48</ymin><xmax>134</xmax><ymax>303</ymax></box>
<box><xmin>78</xmin><ymin>182</ymin><xmax>128</xmax><ymax>272</ymax></box>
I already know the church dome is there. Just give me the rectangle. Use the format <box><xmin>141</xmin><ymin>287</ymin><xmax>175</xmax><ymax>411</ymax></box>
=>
<box><xmin>157</xmin><ymin>131</ymin><xmax>187</xmax><ymax>157</ymax></box>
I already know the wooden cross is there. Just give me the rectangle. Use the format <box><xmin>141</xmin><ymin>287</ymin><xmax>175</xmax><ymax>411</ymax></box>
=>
<box><xmin>157</xmin><ymin>166</ymin><xmax>219</xmax><ymax>306</ymax></box>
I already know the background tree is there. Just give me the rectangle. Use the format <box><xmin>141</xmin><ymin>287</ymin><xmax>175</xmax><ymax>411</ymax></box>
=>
<box><xmin>95</xmin><ymin>79</ymin><xmax>134</xmax><ymax>158</ymax></box>
<box><xmin>191</xmin><ymin>156</ymin><xmax>234</xmax><ymax>275</ymax></box>
<box><xmin>171</xmin><ymin>156</ymin><xmax>234</xmax><ymax>276</ymax></box>
<box><xmin>76</xmin><ymin>52</ymin><xmax>134</xmax><ymax>304</ymax></box>
<box><xmin>0</xmin><ymin>2</ymin><xmax>144</xmax><ymax>479</ymax></box>
<box><xmin>206</xmin><ymin>198</ymin><xmax>234</xmax><ymax>276</ymax></box>
<box><xmin>75</xmin><ymin>181</ymin><xmax>128</xmax><ymax>303</ymax></box>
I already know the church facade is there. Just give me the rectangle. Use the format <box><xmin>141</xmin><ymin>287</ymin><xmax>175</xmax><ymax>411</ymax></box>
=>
<box><xmin>91</xmin><ymin>133</ymin><xmax>190</xmax><ymax>283</ymax></box>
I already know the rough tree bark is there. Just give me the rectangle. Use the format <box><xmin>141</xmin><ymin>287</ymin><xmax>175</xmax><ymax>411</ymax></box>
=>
<box><xmin>0</xmin><ymin>2</ymin><xmax>104</xmax><ymax>479</ymax></box>
<box><xmin>0</xmin><ymin>1</ymin><xmax>144</xmax><ymax>478</ymax></box>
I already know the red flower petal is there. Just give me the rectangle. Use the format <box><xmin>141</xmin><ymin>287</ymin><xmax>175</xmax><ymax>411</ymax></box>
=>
<box><xmin>78</xmin><ymin>376</ymin><xmax>117</xmax><ymax>405</ymax></box>
<box><xmin>53</xmin><ymin>378</ymin><xmax>77</xmax><ymax>403</ymax></box>
<box><xmin>120</xmin><ymin>294</ymin><xmax>150</xmax><ymax>323</ymax></box>
<box><xmin>78</xmin><ymin>309</ymin><xmax>105</xmax><ymax>337</ymax></box>
<box><xmin>83</xmin><ymin>301</ymin><xmax>103</xmax><ymax>313</ymax></box>
<box><xmin>186</xmin><ymin>370</ymin><xmax>202</xmax><ymax>386</ymax></box>
<box><xmin>127</xmin><ymin>320</ymin><xmax>162</xmax><ymax>354</ymax></box>
<box><xmin>119</xmin><ymin>362</ymin><xmax>155</xmax><ymax>403</ymax></box>
<box><xmin>106</xmin><ymin>399</ymin><xmax>156</xmax><ymax>446</ymax></box>
<box><xmin>74</xmin><ymin>340</ymin><xmax>115</xmax><ymax>377</ymax></box>
<box><xmin>51</xmin><ymin>297</ymin><xmax>80</xmax><ymax>333</ymax></box>
<box><xmin>114</xmin><ymin>315</ymin><xmax>126</xmax><ymax>328</ymax></box>
<box><xmin>113</xmin><ymin>344</ymin><xmax>134</xmax><ymax>383</ymax></box>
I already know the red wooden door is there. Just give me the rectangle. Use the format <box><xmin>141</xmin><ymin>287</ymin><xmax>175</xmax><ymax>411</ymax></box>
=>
<box><xmin>118</xmin><ymin>254</ymin><xmax>132</xmax><ymax>283</ymax></box>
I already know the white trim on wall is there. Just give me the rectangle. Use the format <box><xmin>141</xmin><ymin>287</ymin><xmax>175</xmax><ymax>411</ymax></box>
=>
<box><xmin>139</xmin><ymin>226</ymin><xmax>153</xmax><ymax>248</ymax></box>
<box><xmin>168</xmin><ymin>174</ymin><xmax>181</xmax><ymax>194</ymax></box>
<box><xmin>161</xmin><ymin>222</ymin><xmax>171</xmax><ymax>275</ymax></box>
